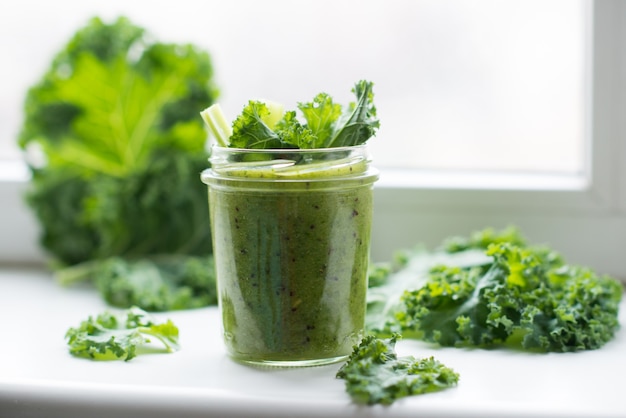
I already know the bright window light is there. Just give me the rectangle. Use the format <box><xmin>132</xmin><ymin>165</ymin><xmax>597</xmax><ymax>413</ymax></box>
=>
<box><xmin>0</xmin><ymin>0</ymin><xmax>586</xmax><ymax>177</ymax></box>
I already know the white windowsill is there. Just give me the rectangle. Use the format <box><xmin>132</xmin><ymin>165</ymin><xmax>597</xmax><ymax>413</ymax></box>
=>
<box><xmin>0</xmin><ymin>268</ymin><xmax>624</xmax><ymax>418</ymax></box>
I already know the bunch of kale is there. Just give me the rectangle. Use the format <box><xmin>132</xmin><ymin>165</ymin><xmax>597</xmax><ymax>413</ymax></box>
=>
<box><xmin>19</xmin><ymin>17</ymin><xmax>218</xmax><ymax>310</ymax></box>
<box><xmin>367</xmin><ymin>227</ymin><xmax>623</xmax><ymax>352</ymax></box>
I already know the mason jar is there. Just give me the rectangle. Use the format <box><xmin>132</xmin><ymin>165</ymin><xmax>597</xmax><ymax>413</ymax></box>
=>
<box><xmin>201</xmin><ymin>145</ymin><xmax>379</xmax><ymax>367</ymax></box>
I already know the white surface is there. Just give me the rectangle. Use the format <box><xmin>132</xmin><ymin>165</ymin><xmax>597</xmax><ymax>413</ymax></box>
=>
<box><xmin>0</xmin><ymin>268</ymin><xmax>625</xmax><ymax>418</ymax></box>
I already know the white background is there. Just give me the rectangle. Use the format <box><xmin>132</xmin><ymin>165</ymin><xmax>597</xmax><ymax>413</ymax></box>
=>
<box><xmin>1</xmin><ymin>0</ymin><xmax>584</xmax><ymax>172</ymax></box>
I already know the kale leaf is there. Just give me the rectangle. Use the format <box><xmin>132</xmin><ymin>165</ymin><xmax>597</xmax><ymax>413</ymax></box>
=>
<box><xmin>229</xmin><ymin>101</ymin><xmax>292</xmax><ymax>149</ymax></box>
<box><xmin>19</xmin><ymin>16</ymin><xmax>218</xmax><ymax>266</ymax></box>
<box><xmin>65</xmin><ymin>306</ymin><xmax>180</xmax><ymax>361</ymax></box>
<box><xmin>57</xmin><ymin>255</ymin><xmax>217</xmax><ymax>312</ymax></box>
<box><xmin>324</xmin><ymin>80</ymin><xmax>379</xmax><ymax>148</ymax></box>
<box><xmin>336</xmin><ymin>334</ymin><xmax>459</xmax><ymax>405</ymax></box>
<box><xmin>297</xmin><ymin>93</ymin><xmax>342</xmax><ymax>148</ymax></box>
<box><xmin>220</xmin><ymin>80</ymin><xmax>378</xmax><ymax>150</ymax></box>
<box><xmin>367</xmin><ymin>227</ymin><xmax>623</xmax><ymax>352</ymax></box>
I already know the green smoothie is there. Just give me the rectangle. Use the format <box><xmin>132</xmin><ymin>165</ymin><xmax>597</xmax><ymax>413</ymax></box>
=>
<box><xmin>203</xmin><ymin>147</ymin><xmax>378</xmax><ymax>365</ymax></box>
<box><xmin>199</xmin><ymin>80</ymin><xmax>380</xmax><ymax>366</ymax></box>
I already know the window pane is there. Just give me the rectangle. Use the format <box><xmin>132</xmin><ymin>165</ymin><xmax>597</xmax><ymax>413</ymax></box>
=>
<box><xmin>0</xmin><ymin>0</ymin><xmax>586</xmax><ymax>176</ymax></box>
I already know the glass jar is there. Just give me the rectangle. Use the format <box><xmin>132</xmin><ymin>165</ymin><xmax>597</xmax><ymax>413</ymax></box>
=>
<box><xmin>201</xmin><ymin>145</ymin><xmax>379</xmax><ymax>367</ymax></box>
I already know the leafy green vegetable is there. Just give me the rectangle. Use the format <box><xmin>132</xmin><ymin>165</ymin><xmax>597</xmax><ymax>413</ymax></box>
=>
<box><xmin>202</xmin><ymin>80</ymin><xmax>379</xmax><ymax>149</ymax></box>
<box><xmin>274</xmin><ymin>110</ymin><xmax>317</xmax><ymax>149</ymax></box>
<box><xmin>366</xmin><ymin>247</ymin><xmax>492</xmax><ymax>336</ymax></box>
<box><xmin>336</xmin><ymin>334</ymin><xmax>459</xmax><ymax>405</ymax></box>
<box><xmin>19</xmin><ymin>16</ymin><xmax>218</xmax><ymax>266</ymax></box>
<box><xmin>440</xmin><ymin>225</ymin><xmax>527</xmax><ymax>253</ymax></box>
<box><xmin>57</xmin><ymin>255</ymin><xmax>217</xmax><ymax>311</ymax></box>
<box><xmin>65</xmin><ymin>307</ymin><xmax>180</xmax><ymax>361</ymax></box>
<box><xmin>229</xmin><ymin>101</ymin><xmax>290</xmax><ymax>149</ymax></box>
<box><xmin>366</xmin><ymin>227</ymin><xmax>624</xmax><ymax>352</ymax></box>
<box><xmin>296</xmin><ymin>93</ymin><xmax>342</xmax><ymax>148</ymax></box>
<box><xmin>324</xmin><ymin>80</ymin><xmax>379</xmax><ymax>148</ymax></box>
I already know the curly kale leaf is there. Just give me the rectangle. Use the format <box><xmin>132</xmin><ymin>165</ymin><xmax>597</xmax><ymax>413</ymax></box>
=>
<box><xmin>398</xmin><ymin>243</ymin><xmax>623</xmax><ymax>351</ymax></box>
<box><xmin>229</xmin><ymin>101</ymin><xmax>293</xmax><ymax>149</ymax></box>
<box><xmin>27</xmin><ymin>150</ymin><xmax>212</xmax><ymax>266</ymax></box>
<box><xmin>19</xmin><ymin>16</ymin><xmax>217</xmax><ymax>266</ymax></box>
<box><xmin>96</xmin><ymin>256</ymin><xmax>217</xmax><ymax>311</ymax></box>
<box><xmin>57</xmin><ymin>255</ymin><xmax>217</xmax><ymax>312</ymax></box>
<box><xmin>25</xmin><ymin>169</ymin><xmax>101</xmax><ymax>264</ymax></box>
<box><xmin>365</xmin><ymin>248</ymin><xmax>492</xmax><ymax>337</ymax></box>
<box><xmin>274</xmin><ymin>110</ymin><xmax>316</xmax><ymax>149</ymax></box>
<box><xmin>440</xmin><ymin>225</ymin><xmax>527</xmax><ymax>253</ymax></box>
<box><xmin>20</xmin><ymin>16</ymin><xmax>216</xmax><ymax>176</ymax></box>
<box><xmin>18</xmin><ymin>17</ymin><xmax>145</xmax><ymax>148</ymax></box>
<box><xmin>325</xmin><ymin>80</ymin><xmax>379</xmax><ymax>148</ymax></box>
<box><xmin>336</xmin><ymin>334</ymin><xmax>459</xmax><ymax>405</ymax></box>
<box><xmin>65</xmin><ymin>307</ymin><xmax>180</xmax><ymax>361</ymax></box>
<box><xmin>226</xmin><ymin>80</ymin><xmax>379</xmax><ymax>149</ymax></box>
<box><xmin>297</xmin><ymin>93</ymin><xmax>342</xmax><ymax>148</ymax></box>
<box><xmin>366</xmin><ymin>227</ymin><xmax>623</xmax><ymax>352</ymax></box>
<box><xmin>81</xmin><ymin>151</ymin><xmax>213</xmax><ymax>259</ymax></box>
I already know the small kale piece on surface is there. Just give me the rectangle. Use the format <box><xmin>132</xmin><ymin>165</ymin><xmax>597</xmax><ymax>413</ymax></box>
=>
<box><xmin>65</xmin><ymin>307</ymin><xmax>180</xmax><ymax>361</ymax></box>
<box><xmin>336</xmin><ymin>334</ymin><xmax>459</xmax><ymax>405</ymax></box>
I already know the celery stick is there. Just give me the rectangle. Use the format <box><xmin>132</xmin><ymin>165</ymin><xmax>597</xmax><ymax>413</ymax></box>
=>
<box><xmin>200</xmin><ymin>104</ymin><xmax>232</xmax><ymax>147</ymax></box>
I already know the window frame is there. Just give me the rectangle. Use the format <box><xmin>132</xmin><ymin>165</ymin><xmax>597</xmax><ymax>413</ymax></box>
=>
<box><xmin>0</xmin><ymin>0</ymin><xmax>624</xmax><ymax>280</ymax></box>
<box><xmin>370</xmin><ymin>0</ymin><xmax>626</xmax><ymax>281</ymax></box>
<box><xmin>375</xmin><ymin>0</ymin><xmax>621</xmax><ymax>213</ymax></box>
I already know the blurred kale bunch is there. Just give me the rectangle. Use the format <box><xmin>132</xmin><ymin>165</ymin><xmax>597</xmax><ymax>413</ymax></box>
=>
<box><xmin>19</xmin><ymin>16</ymin><xmax>218</xmax><ymax>266</ymax></box>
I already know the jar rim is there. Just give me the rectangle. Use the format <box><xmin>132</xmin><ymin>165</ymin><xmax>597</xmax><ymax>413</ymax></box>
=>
<box><xmin>209</xmin><ymin>144</ymin><xmax>368</xmax><ymax>154</ymax></box>
<box><xmin>203</xmin><ymin>144</ymin><xmax>377</xmax><ymax>186</ymax></box>
<box><xmin>201</xmin><ymin>167</ymin><xmax>379</xmax><ymax>189</ymax></box>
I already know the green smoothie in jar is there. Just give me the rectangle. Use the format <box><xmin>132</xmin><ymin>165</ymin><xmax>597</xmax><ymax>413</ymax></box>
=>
<box><xmin>200</xmin><ymin>81</ymin><xmax>380</xmax><ymax>366</ymax></box>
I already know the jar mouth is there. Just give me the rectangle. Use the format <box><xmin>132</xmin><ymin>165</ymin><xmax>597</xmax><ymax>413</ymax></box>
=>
<box><xmin>204</xmin><ymin>144</ymin><xmax>377</xmax><ymax>184</ymax></box>
<box><xmin>211</xmin><ymin>144</ymin><xmax>368</xmax><ymax>153</ymax></box>
<box><xmin>209</xmin><ymin>145</ymin><xmax>368</xmax><ymax>165</ymax></box>
<box><xmin>201</xmin><ymin>167</ymin><xmax>379</xmax><ymax>189</ymax></box>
